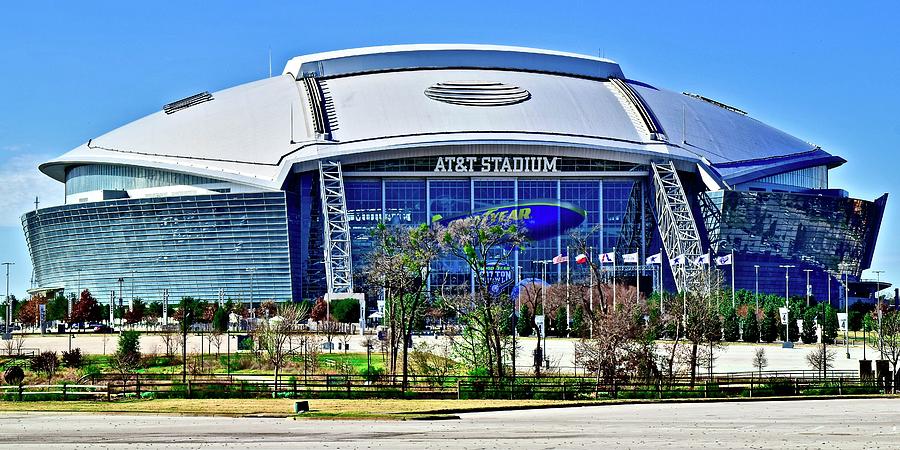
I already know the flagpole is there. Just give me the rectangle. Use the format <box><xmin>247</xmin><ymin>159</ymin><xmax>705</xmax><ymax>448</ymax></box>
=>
<box><xmin>635</xmin><ymin>251</ymin><xmax>640</xmax><ymax>302</ymax></box>
<box><xmin>589</xmin><ymin>246</ymin><xmax>593</xmax><ymax>339</ymax></box>
<box><xmin>565</xmin><ymin>246</ymin><xmax>570</xmax><ymax>336</ymax></box>
<box><xmin>731</xmin><ymin>249</ymin><xmax>736</xmax><ymax>308</ymax></box>
<box><xmin>612</xmin><ymin>246</ymin><xmax>617</xmax><ymax>310</ymax></box>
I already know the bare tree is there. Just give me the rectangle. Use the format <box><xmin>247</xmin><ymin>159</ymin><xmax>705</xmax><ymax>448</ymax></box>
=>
<box><xmin>681</xmin><ymin>289</ymin><xmax>723</xmax><ymax>387</ymax></box>
<box><xmin>256</xmin><ymin>303</ymin><xmax>310</xmax><ymax>392</ymax></box>
<box><xmin>3</xmin><ymin>334</ymin><xmax>25</xmax><ymax>356</ymax></box>
<box><xmin>574</xmin><ymin>296</ymin><xmax>660</xmax><ymax>396</ymax></box>
<box><xmin>752</xmin><ymin>347</ymin><xmax>768</xmax><ymax>377</ymax></box>
<box><xmin>207</xmin><ymin>332</ymin><xmax>223</xmax><ymax>357</ymax></box>
<box><xmin>160</xmin><ymin>328</ymin><xmax>180</xmax><ymax>357</ymax></box>
<box><xmin>806</xmin><ymin>344</ymin><xmax>836</xmax><ymax>377</ymax></box>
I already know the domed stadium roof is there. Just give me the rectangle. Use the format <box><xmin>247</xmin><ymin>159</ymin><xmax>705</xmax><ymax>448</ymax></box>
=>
<box><xmin>40</xmin><ymin>44</ymin><xmax>841</xmax><ymax>189</ymax></box>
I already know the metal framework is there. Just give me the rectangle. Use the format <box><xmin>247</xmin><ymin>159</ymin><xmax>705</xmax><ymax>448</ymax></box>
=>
<box><xmin>651</xmin><ymin>161</ymin><xmax>705</xmax><ymax>293</ymax></box>
<box><xmin>318</xmin><ymin>160</ymin><xmax>354</xmax><ymax>294</ymax></box>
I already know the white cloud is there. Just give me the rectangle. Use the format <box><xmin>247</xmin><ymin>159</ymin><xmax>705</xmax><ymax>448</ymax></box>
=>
<box><xmin>0</xmin><ymin>153</ymin><xmax>63</xmax><ymax>226</ymax></box>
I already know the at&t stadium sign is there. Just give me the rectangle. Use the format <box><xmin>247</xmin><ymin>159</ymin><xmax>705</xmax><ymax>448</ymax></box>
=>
<box><xmin>433</xmin><ymin>156</ymin><xmax>559</xmax><ymax>173</ymax></box>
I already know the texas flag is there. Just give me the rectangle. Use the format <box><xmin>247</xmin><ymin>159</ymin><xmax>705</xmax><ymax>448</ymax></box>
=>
<box><xmin>715</xmin><ymin>254</ymin><xmax>733</xmax><ymax>266</ymax></box>
<box><xmin>599</xmin><ymin>252</ymin><xmax>616</xmax><ymax>263</ymax></box>
<box><xmin>552</xmin><ymin>254</ymin><xmax>569</xmax><ymax>265</ymax></box>
<box><xmin>575</xmin><ymin>253</ymin><xmax>589</xmax><ymax>264</ymax></box>
<box><xmin>622</xmin><ymin>252</ymin><xmax>639</xmax><ymax>264</ymax></box>
<box><xmin>645</xmin><ymin>253</ymin><xmax>662</xmax><ymax>264</ymax></box>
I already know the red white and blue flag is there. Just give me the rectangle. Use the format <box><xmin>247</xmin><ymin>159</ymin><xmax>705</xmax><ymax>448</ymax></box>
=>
<box><xmin>599</xmin><ymin>251</ymin><xmax>616</xmax><ymax>263</ymax></box>
<box><xmin>575</xmin><ymin>253</ymin><xmax>589</xmax><ymax>264</ymax></box>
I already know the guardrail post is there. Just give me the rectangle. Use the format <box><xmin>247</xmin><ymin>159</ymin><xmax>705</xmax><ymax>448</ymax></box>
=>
<box><xmin>292</xmin><ymin>378</ymin><xmax>297</xmax><ymax>398</ymax></box>
<box><xmin>839</xmin><ymin>378</ymin><xmax>843</xmax><ymax>396</ymax></box>
<box><xmin>106</xmin><ymin>382</ymin><xmax>111</xmax><ymax>401</ymax></box>
<box><xmin>456</xmin><ymin>379</ymin><xmax>460</xmax><ymax>400</ymax></box>
<box><xmin>63</xmin><ymin>383</ymin><xmax>67</xmax><ymax>401</ymax></box>
<box><xmin>18</xmin><ymin>383</ymin><xmax>23</xmax><ymax>401</ymax></box>
<box><xmin>187</xmin><ymin>380</ymin><xmax>192</xmax><ymax>399</ymax></box>
<box><xmin>136</xmin><ymin>375</ymin><xmax>141</xmax><ymax>397</ymax></box>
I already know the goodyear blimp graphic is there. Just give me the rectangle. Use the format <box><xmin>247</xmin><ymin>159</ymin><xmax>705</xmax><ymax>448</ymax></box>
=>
<box><xmin>432</xmin><ymin>200</ymin><xmax>586</xmax><ymax>241</ymax></box>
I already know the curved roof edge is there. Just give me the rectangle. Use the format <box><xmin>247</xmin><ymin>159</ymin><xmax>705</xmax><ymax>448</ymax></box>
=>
<box><xmin>283</xmin><ymin>44</ymin><xmax>624</xmax><ymax>80</ymax></box>
<box><xmin>711</xmin><ymin>149</ymin><xmax>846</xmax><ymax>185</ymax></box>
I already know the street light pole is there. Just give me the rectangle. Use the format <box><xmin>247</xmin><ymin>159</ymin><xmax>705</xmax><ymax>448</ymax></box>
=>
<box><xmin>2</xmin><ymin>262</ymin><xmax>13</xmax><ymax>334</ymax></box>
<box><xmin>779</xmin><ymin>265</ymin><xmax>795</xmax><ymax>347</ymax></box>
<box><xmin>873</xmin><ymin>270</ymin><xmax>884</xmax><ymax>360</ymax></box>
<box><xmin>754</xmin><ymin>264</ymin><xmax>760</xmax><ymax>342</ymax></box>
<box><xmin>844</xmin><ymin>272</ymin><xmax>850</xmax><ymax>359</ymax></box>
<box><xmin>803</xmin><ymin>269</ymin><xmax>813</xmax><ymax>307</ymax></box>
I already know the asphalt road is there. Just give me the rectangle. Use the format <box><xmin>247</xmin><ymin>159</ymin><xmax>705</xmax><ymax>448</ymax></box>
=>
<box><xmin>2</xmin><ymin>399</ymin><xmax>898</xmax><ymax>449</ymax></box>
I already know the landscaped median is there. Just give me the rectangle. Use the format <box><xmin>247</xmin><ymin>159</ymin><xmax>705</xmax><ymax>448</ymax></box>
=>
<box><xmin>0</xmin><ymin>398</ymin><xmax>601</xmax><ymax>420</ymax></box>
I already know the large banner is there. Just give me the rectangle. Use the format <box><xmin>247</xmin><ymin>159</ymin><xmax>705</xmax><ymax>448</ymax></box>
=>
<box><xmin>433</xmin><ymin>200</ymin><xmax>586</xmax><ymax>241</ymax></box>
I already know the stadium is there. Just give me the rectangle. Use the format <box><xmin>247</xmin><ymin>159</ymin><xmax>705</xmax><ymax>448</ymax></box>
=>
<box><xmin>22</xmin><ymin>44</ymin><xmax>888</xmax><ymax>312</ymax></box>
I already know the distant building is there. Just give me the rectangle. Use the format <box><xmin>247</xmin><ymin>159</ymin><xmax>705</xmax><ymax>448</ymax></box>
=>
<box><xmin>22</xmin><ymin>44</ymin><xmax>887</xmax><ymax>308</ymax></box>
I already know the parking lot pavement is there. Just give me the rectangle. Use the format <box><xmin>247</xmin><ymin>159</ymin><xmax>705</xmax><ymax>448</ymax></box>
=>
<box><xmin>1</xmin><ymin>398</ymin><xmax>898</xmax><ymax>449</ymax></box>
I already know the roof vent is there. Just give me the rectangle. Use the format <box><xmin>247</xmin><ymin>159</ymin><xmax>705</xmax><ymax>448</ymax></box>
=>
<box><xmin>425</xmin><ymin>81</ymin><xmax>530</xmax><ymax>106</ymax></box>
<box><xmin>163</xmin><ymin>92</ymin><xmax>214</xmax><ymax>114</ymax></box>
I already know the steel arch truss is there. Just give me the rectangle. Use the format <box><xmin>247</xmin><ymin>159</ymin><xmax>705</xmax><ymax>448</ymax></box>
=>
<box><xmin>651</xmin><ymin>161</ymin><xmax>705</xmax><ymax>293</ymax></box>
<box><xmin>318</xmin><ymin>160</ymin><xmax>354</xmax><ymax>294</ymax></box>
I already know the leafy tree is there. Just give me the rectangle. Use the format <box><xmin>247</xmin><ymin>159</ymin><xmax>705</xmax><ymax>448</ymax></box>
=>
<box><xmin>61</xmin><ymin>348</ymin><xmax>83</xmax><ymax>368</ymax></box>
<box><xmin>570</xmin><ymin>305</ymin><xmax>585</xmax><ymax>338</ymax></box>
<box><xmin>849</xmin><ymin>301</ymin><xmax>873</xmax><ymax>332</ymax></box>
<box><xmin>331</xmin><ymin>298</ymin><xmax>361</xmax><ymax>324</ymax></box>
<box><xmin>310</xmin><ymin>298</ymin><xmax>328</xmax><ymax>321</ymax></box>
<box><xmin>111</xmin><ymin>331</ymin><xmax>142</xmax><ymax>389</ymax></box>
<box><xmin>212</xmin><ymin>305</ymin><xmax>229</xmax><ymax>333</ymax></box>
<box><xmin>367</xmin><ymin>222</ymin><xmax>443</xmax><ymax>391</ymax></box>
<box><xmin>70</xmin><ymin>290</ymin><xmax>103</xmax><ymax>325</ymax></box>
<box><xmin>175</xmin><ymin>297</ymin><xmax>201</xmax><ymax>332</ymax></box>
<box><xmin>801</xmin><ymin>306</ymin><xmax>818</xmax><ymax>344</ymax></box>
<box><xmin>720</xmin><ymin>304</ymin><xmax>740</xmax><ymax>342</ymax></box>
<box><xmin>822</xmin><ymin>304</ymin><xmax>839</xmax><ymax>345</ymax></box>
<box><xmin>46</xmin><ymin>294</ymin><xmax>69</xmax><ymax>322</ymax></box>
<box><xmin>761</xmin><ymin>305</ymin><xmax>779</xmax><ymax>343</ymax></box>
<box><xmin>740</xmin><ymin>305</ymin><xmax>760</xmax><ymax>343</ymax></box>
<box><xmin>516</xmin><ymin>303</ymin><xmax>533</xmax><ymax>337</ymax></box>
<box><xmin>17</xmin><ymin>295</ymin><xmax>46</xmax><ymax>327</ymax></box>
<box><xmin>124</xmin><ymin>298</ymin><xmax>147</xmax><ymax>325</ymax></box>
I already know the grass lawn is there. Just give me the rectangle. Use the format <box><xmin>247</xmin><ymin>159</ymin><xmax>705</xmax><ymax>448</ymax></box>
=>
<box><xmin>0</xmin><ymin>398</ymin><xmax>596</xmax><ymax>419</ymax></box>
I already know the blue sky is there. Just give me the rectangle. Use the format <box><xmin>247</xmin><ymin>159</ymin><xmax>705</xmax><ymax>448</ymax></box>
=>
<box><xmin>1</xmin><ymin>1</ymin><xmax>897</xmax><ymax>297</ymax></box>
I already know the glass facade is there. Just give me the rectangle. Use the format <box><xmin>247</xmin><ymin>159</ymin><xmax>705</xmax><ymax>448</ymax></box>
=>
<box><xmin>702</xmin><ymin>190</ymin><xmax>887</xmax><ymax>300</ymax></box>
<box><xmin>65</xmin><ymin>164</ymin><xmax>223</xmax><ymax>196</ymax></box>
<box><xmin>23</xmin><ymin>192</ymin><xmax>295</xmax><ymax>306</ymax></box>
<box><xmin>342</xmin><ymin>176</ymin><xmax>647</xmax><ymax>290</ymax></box>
